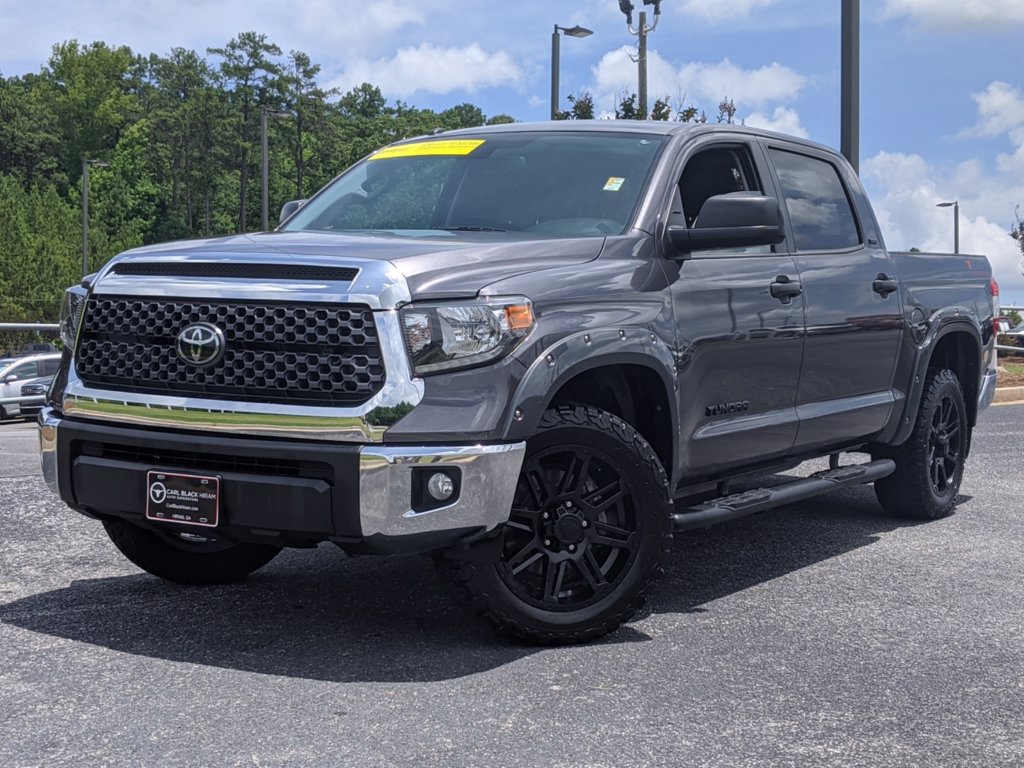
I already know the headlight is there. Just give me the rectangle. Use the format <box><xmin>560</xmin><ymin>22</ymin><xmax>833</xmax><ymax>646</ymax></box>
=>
<box><xmin>59</xmin><ymin>286</ymin><xmax>88</xmax><ymax>349</ymax></box>
<box><xmin>400</xmin><ymin>297</ymin><xmax>535</xmax><ymax>375</ymax></box>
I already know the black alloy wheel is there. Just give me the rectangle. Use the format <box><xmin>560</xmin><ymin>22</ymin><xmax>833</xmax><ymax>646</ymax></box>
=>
<box><xmin>927</xmin><ymin>391</ymin><xmax>962</xmax><ymax>495</ymax></box>
<box><xmin>436</xmin><ymin>405</ymin><xmax>673</xmax><ymax>644</ymax></box>
<box><xmin>499</xmin><ymin>446</ymin><xmax>642</xmax><ymax>610</ymax></box>
<box><xmin>874</xmin><ymin>367</ymin><xmax>968</xmax><ymax>520</ymax></box>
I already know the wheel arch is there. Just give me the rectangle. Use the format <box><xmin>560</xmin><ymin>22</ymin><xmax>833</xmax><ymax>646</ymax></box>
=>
<box><xmin>885</xmin><ymin>316</ymin><xmax>982</xmax><ymax>446</ymax></box>
<box><xmin>503</xmin><ymin>328</ymin><xmax>678</xmax><ymax>482</ymax></box>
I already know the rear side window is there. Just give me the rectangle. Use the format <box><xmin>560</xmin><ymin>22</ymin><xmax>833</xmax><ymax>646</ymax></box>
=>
<box><xmin>770</xmin><ymin>149</ymin><xmax>861</xmax><ymax>251</ymax></box>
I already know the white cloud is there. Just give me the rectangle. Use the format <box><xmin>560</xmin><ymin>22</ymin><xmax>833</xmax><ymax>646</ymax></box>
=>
<box><xmin>590</xmin><ymin>50</ymin><xmax>807</xmax><ymax>114</ymax></box>
<box><xmin>862</xmin><ymin>151</ymin><xmax>1024</xmax><ymax>300</ymax></box>
<box><xmin>333</xmin><ymin>43</ymin><xmax>523</xmax><ymax>98</ymax></box>
<box><xmin>743</xmin><ymin>106</ymin><xmax>808</xmax><ymax>138</ymax></box>
<box><xmin>883</xmin><ymin>0</ymin><xmax>1024</xmax><ymax>28</ymax></box>
<box><xmin>0</xmin><ymin>0</ymin><xmax>430</xmax><ymax>67</ymax></box>
<box><xmin>678</xmin><ymin>0</ymin><xmax>779</xmax><ymax>22</ymax></box>
<box><xmin>960</xmin><ymin>82</ymin><xmax>1024</xmax><ymax>139</ymax></box>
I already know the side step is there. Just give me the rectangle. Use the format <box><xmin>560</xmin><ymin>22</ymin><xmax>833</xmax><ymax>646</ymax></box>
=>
<box><xmin>672</xmin><ymin>459</ymin><xmax>895</xmax><ymax>532</ymax></box>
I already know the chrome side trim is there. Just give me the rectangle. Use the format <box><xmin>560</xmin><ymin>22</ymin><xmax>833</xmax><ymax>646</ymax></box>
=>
<box><xmin>62</xmin><ymin>255</ymin><xmax>423</xmax><ymax>442</ymax></box>
<box><xmin>358</xmin><ymin>443</ymin><xmax>526</xmax><ymax>539</ymax></box>
<box><xmin>38</xmin><ymin>408</ymin><xmax>59</xmax><ymax>494</ymax></box>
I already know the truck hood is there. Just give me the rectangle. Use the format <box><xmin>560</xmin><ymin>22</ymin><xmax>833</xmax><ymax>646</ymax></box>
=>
<box><xmin>115</xmin><ymin>230</ymin><xmax>605</xmax><ymax>299</ymax></box>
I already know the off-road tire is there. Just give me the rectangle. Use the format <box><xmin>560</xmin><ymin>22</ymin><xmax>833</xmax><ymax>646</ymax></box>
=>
<box><xmin>103</xmin><ymin>519</ymin><xmax>281</xmax><ymax>585</ymax></box>
<box><xmin>436</xmin><ymin>405</ymin><xmax>673</xmax><ymax>644</ymax></box>
<box><xmin>874</xmin><ymin>368</ymin><xmax>968</xmax><ymax>520</ymax></box>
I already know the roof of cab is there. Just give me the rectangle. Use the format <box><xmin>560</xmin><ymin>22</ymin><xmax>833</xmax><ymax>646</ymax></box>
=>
<box><xmin>397</xmin><ymin>119</ymin><xmax>843</xmax><ymax>161</ymax></box>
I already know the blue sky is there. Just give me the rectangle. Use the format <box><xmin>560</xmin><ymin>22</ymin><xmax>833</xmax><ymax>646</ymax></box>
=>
<box><xmin>3</xmin><ymin>0</ymin><xmax>1024</xmax><ymax>299</ymax></box>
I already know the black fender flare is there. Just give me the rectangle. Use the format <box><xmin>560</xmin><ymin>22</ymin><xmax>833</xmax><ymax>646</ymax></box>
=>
<box><xmin>882</xmin><ymin>309</ymin><xmax>982</xmax><ymax>445</ymax></box>
<box><xmin>501</xmin><ymin>326</ymin><xmax>679</xmax><ymax>444</ymax></box>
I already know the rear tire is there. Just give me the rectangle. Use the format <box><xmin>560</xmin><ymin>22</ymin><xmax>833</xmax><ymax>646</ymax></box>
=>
<box><xmin>874</xmin><ymin>368</ymin><xmax>968</xmax><ymax>520</ymax></box>
<box><xmin>103</xmin><ymin>519</ymin><xmax>281</xmax><ymax>585</ymax></box>
<box><xmin>436</xmin><ymin>405</ymin><xmax>673</xmax><ymax>644</ymax></box>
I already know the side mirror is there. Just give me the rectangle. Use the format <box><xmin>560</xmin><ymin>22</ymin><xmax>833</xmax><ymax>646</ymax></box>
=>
<box><xmin>4</xmin><ymin>374</ymin><xmax>19</xmax><ymax>384</ymax></box>
<box><xmin>279</xmin><ymin>199</ymin><xmax>307</xmax><ymax>224</ymax></box>
<box><xmin>668</xmin><ymin>194</ymin><xmax>785</xmax><ymax>255</ymax></box>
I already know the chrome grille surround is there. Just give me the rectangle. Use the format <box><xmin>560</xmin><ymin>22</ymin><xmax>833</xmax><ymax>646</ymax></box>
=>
<box><xmin>76</xmin><ymin>298</ymin><xmax>386</xmax><ymax>405</ymax></box>
<box><xmin>61</xmin><ymin>251</ymin><xmax>422</xmax><ymax>442</ymax></box>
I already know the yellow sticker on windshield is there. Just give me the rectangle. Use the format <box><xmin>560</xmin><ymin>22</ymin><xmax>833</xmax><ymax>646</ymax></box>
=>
<box><xmin>369</xmin><ymin>139</ymin><xmax>486</xmax><ymax>160</ymax></box>
<box><xmin>604</xmin><ymin>177</ymin><xmax>625</xmax><ymax>191</ymax></box>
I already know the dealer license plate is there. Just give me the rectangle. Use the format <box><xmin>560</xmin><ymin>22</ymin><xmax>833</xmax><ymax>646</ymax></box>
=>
<box><xmin>146</xmin><ymin>471</ymin><xmax>220</xmax><ymax>528</ymax></box>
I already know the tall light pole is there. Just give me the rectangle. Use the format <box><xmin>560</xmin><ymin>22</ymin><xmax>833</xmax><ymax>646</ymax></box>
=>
<box><xmin>551</xmin><ymin>24</ymin><xmax>593</xmax><ymax>119</ymax></box>
<box><xmin>841</xmin><ymin>0</ymin><xmax>860</xmax><ymax>173</ymax></box>
<box><xmin>619</xmin><ymin>0</ymin><xmax>662</xmax><ymax>119</ymax></box>
<box><xmin>261</xmin><ymin>107</ymin><xmax>293</xmax><ymax>231</ymax></box>
<box><xmin>937</xmin><ymin>201</ymin><xmax>960</xmax><ymax>254</ymax></box>
<box><xmin>81</xmin><ymin>158</ymin><xmax>109</xmax><ymax>278</ymax></box>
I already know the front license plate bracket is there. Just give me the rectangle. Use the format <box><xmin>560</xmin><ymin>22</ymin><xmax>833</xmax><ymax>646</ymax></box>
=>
<box><xmin>146</xmin><ymin>471</ymin><xmax>220</xmax><ymax>528</ymax></box>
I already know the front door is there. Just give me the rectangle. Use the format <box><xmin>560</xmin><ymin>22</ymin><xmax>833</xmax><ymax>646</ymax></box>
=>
<box><xmin>665</xmin><ymin>140</ymin><xmax>805</xmax><ymax>483</ymax></box>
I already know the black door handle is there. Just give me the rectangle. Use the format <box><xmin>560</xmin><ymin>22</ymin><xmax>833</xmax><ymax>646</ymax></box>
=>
<box><xmin>872</xmin><ymin>273</ymin><xmax>899</xmax><ymax>298</ymax></box>
<box><xmin>770</xmin><ymin>275</ymin><xmax>803</xmax><ymax>304</ymax></box>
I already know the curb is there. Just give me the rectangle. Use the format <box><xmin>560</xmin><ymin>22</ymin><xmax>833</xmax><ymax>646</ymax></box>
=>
<box><xmin>993</xmin><ymin>386</ymin><xmax>1024</xmax><ymax>404</ymax></box>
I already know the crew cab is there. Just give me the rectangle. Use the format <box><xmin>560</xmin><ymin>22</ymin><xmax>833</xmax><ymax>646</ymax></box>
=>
<box><xmin>41</xmin><ymin>122</ymin><xmax>999</xmax><ymax>643</ymax></box>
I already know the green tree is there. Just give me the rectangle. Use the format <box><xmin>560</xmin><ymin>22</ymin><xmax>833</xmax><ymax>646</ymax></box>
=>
<box><xmin>615</xmin><ymin>92</ymin><xmax>640</xmax><ymax>120</ymax></box>
<box><xmin>44</xmin><ymin>40</ymin><xmax>139</xmax><ymax>174</ymax></box>
<box><xmin>556</xmin><ymin>92</ymin><xmax>595</xmax><ymax>120</ymax></box>
<box><xmin>208</xmin><ymin>32</ymin><xmax>284</xmax><ymax>232</ymax></box>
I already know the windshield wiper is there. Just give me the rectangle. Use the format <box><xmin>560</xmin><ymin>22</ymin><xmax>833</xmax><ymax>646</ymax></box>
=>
<box><xmin>439</xmin><ymin>226</ymin><xmax>506</xmax><ymax>232</ymax></box>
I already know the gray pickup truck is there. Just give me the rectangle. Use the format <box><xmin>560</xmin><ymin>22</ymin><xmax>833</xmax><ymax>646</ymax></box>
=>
<box><xmin>41</xmin><ymin>122</ymin><xmax>1000</xmax><ymax>643</ymax></box>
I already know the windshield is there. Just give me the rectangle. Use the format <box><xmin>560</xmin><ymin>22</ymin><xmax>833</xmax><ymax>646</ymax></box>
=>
<box><xmin>281</xmin><ymin>132</ymin><xmax>666</xmax><ymax>238</ymax></box>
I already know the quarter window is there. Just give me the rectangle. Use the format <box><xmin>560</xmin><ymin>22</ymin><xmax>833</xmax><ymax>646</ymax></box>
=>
<box><xmin>770</xmin><ymin>149</ymin><xmax>861</xmax><ymax>251</ymax></box>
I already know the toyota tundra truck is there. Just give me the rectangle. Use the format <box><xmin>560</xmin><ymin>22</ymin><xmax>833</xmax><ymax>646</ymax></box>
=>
<box><xmin>40</xmin><ymin>122</ymin><xmax>1001</xmax><ymax>643</ymax></box>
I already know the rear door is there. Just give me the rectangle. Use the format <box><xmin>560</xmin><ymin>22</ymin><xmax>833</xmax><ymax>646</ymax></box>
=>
<box><xmin>764</xmin><ymin>144</ymin><xmax>902</xmax><ymax>451</ymax></box>
<box><xmin>664</xmin><ymin>136</ymin><xmax>805</xmax><ymax>481</ymax></box>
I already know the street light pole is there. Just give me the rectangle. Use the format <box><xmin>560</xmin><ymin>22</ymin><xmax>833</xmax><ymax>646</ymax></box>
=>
<box><xmin>261</xmin><ymin>107</ymin><xmax>269</xmax><ymax>232</ymax></box>
<box><xmin>638</xmin><ymin>12</ymin><xmax>648</xmax><ymax>119</ymax></box>
<box><xmin>937</xmin><ymin>201</ymin><xmax>960</xmax><ymax>254</ymax></box>
<box><xmin>550</xmin><ymin>24</ymin><xmax>593</xmax><ymax>120</ymax></box>
<box><xmin>81</xmin><ymin>158</ymin><xmax>109</xmax><ymax>278</ymax></box>
<box><xmin>619</xmin><ymin>1</ymin><xmax>661</xmax><ymax>119</ymax></box>
<box><xmin>261</xmin><ymin>107</ymin><xmax>295</xmax><ymax>231</ymax></box>
<box><xmin>841</xmin><ymin>0</ymin><xmax>860</xmax><ymax>173</ymax></box>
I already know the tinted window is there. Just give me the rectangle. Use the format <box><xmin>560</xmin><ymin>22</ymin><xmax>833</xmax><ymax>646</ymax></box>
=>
<box><xmin>283</xmin><ymin>132</ymin><xmax>666</xmax><ymax>238</ymax></box>
<box><xmin>41</xmin><ymin>359</ymin><xmax>61</xmax><ymax>375</ymax></box>
<box><xmin>770</xmin><ymin>149</ymin><xmax>860</xmax><ymax>251</ymax></box>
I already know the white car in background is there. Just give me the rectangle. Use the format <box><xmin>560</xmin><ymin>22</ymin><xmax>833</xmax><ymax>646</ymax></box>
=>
<box><xmin>0</xmin><ymin>353</ymin><xmax>62</xmax><ymax>419</ymax></box>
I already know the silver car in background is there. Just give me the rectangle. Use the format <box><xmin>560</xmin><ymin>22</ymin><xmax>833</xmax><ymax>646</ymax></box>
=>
<box><xmin>0</xmin><ymin>353</ymin><xmax>61</xmax><ymax>419</ymax></box>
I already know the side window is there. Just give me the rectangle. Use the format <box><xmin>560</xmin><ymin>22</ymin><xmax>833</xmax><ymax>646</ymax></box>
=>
<box><xmin>675</xmin><ymin>144</ymin><xmax>770</xmax><ymax>255</ymax></box>
<box><xmin>12</xmin><ymin>362</ymin><xmax>38</xmax><ymax>379</ymax></box>
<box><xmin>770</xmin><ymin>149</ymin><xmax>861</xmax><ymax>251</ymax></box>
<box><xmin>678</xmin><ymin>146</ymin><xmax>761</xmax><ymax>227</ymax></box>
<box><xmin>42</xmin><ymin>359</ymin><xmax>60</xmax><ymax>375</ymax></box>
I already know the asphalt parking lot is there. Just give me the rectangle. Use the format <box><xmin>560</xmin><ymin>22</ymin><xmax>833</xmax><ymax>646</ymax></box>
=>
<box><xmin>2</xmin><ymin>407</ymin><xmax>1023</xmax><ymax>768</ymax></box>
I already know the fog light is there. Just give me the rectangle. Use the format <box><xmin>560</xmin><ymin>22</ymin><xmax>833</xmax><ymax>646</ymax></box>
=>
<box><xmin>426</xmin><ymin>472</ymin><xmax>455</xmax><ymax>502</ymax></box>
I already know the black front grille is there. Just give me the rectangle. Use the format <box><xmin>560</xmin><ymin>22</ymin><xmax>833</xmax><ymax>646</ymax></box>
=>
<box><xmin>76</xmin><ymin>441</ymin><xmax>334</xmax><ymax>482</ymax></box>
<box><xmin>75</xmin><ymin>296</ymin><xmax>386</xmax><ymax>405</ymax></box>
<box><xmin>112</xmin><ymin>262</ymin><xmax>360</xmax><ymax>282</ymax></box>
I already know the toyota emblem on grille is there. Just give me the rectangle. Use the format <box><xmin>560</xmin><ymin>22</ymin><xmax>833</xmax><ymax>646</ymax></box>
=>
<box><xmin>175</xmin><ymin>323</ymin><xmax>226</xmax><ymax>367</ymax></box>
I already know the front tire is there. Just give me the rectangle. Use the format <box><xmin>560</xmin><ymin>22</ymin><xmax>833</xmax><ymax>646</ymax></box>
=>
<box><xmin>103</xmin><ymin>519</ymin><xmax>281</xmax><ymax>585</ymax></box>
<box><xmin>874</xmin><ymin>368</ymin><xmax>968</xmax><ymax>520</ymax></box>
<box><xmin>437</xmin><ymin>405</ymin><xmax>673</xmax><ymax>644</ymax></box>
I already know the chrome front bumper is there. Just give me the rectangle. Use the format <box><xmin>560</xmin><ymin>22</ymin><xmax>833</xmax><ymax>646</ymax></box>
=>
<box><xmin>39</xmin><ymin>407</ymin><xmax>525</xmax><ymax>552</ymax></box>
